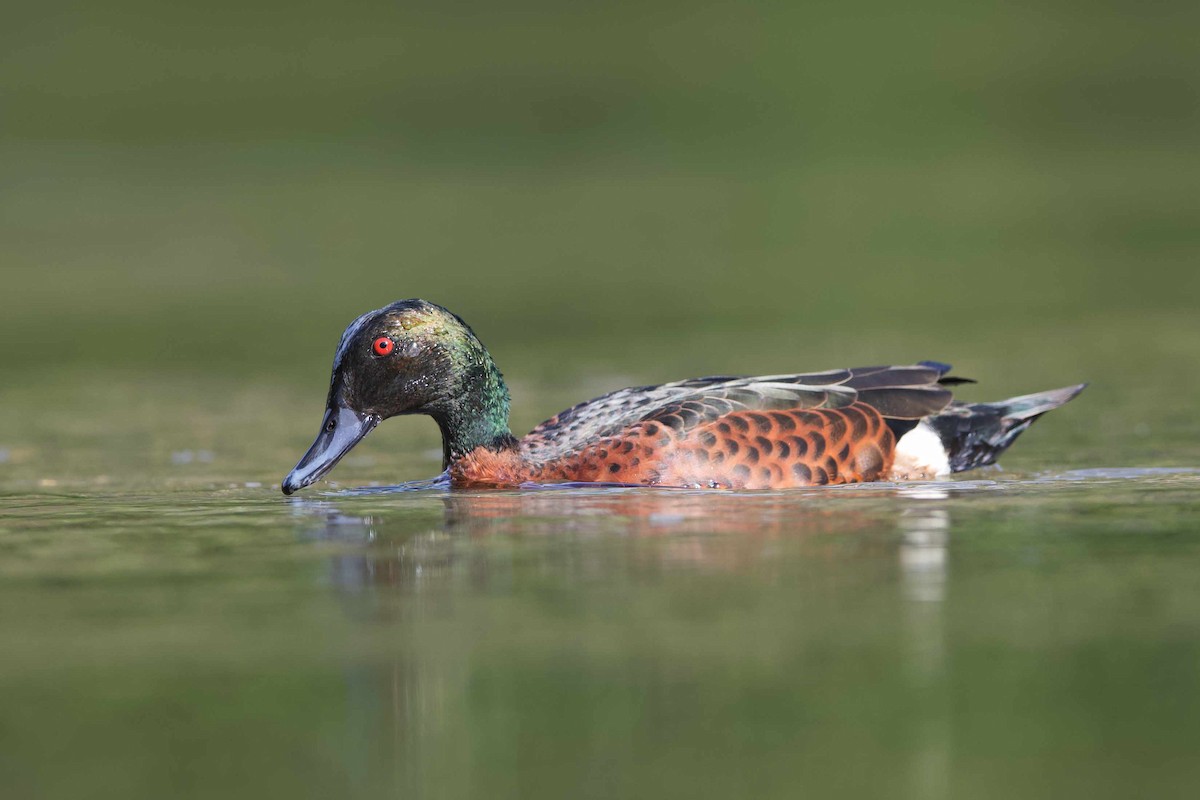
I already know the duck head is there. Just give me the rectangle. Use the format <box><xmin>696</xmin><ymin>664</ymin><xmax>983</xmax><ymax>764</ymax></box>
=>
<box><xmin>282</xmin><ymin>299</ymin><xmax>514</xmax><ymax>495</ymax></box>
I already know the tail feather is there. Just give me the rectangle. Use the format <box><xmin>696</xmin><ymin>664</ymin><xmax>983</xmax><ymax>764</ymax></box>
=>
<box><xmin>925</xmin><ymin>383</ymin><xmax>1087</xmax><ymax>473</ymax></box>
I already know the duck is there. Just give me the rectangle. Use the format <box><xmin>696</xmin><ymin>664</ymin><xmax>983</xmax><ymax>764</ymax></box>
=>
<box><xmin>281</xmin><ymin>299</ymin><xmax>1085</xmax><ymax>494</ymax></box>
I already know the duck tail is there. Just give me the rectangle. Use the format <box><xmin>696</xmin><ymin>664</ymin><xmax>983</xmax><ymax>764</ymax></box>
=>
<box><xmin>920</xmin><ymin>383</ymin><xmax>1088</xmax><ymax>473</ymax></box>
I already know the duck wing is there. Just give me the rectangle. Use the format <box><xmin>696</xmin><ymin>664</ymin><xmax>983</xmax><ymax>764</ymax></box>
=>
<box><xmin>520</xmin><ymin>363</ymin><xmax>959</xmax><ymax>459</ymax></box>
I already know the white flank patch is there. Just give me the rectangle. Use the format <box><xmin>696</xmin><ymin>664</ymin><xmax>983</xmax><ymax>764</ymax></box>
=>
<box><xmin>891</xmin><ymin>421</ymin><xmax>950</xmax><ymax>480</ymax></box>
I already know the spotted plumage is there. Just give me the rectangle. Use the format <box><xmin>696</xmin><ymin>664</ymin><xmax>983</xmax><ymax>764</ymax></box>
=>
<box><xmin>282</xmin><ymin>300</ymin><xmax>1086</xmax><ymax>494</ymax></box>
<box><xmin>453</xmin><ymin>402</ymin><xmax>898</xmax><ymax>489</ymax></box>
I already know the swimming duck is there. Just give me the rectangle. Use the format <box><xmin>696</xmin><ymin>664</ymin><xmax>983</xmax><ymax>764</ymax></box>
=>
<box><xmin>281</xmin><ymin>300</ymin><xmax>1085</xmax><ymax>494</ymax></box>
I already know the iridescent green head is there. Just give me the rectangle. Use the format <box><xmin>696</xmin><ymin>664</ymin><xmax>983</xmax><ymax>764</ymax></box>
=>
<box><xmin>282</xmin><ymin>300</ymin><xmax>514</xmax><ymax>494</ymax></box>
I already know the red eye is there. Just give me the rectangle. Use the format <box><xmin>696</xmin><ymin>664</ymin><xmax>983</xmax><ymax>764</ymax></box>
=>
<box><xmin>372</xmin><ymin>336</ymin><xmax>394</xmax><ymax>356</ymax></box>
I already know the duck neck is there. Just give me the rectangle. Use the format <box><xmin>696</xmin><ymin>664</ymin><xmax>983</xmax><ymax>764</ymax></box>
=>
<box><xmin>429</xmin><ymin>349</ymin><xmax>517</xmax><ymax>468</ymax></box>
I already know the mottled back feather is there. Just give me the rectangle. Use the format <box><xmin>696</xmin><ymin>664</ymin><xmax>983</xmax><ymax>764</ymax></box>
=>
<box><xmin>520</xmin><ymin>364</ymin><xmax>957</xmax><ymax>460</ymax></box>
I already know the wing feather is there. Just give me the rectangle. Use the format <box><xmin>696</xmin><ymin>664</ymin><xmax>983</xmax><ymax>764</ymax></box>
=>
<box><xmin>520</xmin><ymin>364</ymin><xmax>962</xmax><ymax>459</ymax></box>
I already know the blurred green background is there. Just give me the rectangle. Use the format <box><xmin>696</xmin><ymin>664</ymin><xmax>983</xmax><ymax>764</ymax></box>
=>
<box><xmin>2</xmin><ymin>0</ymin><xmax>1198</xmax><ymax>475</ymax></box>
<box><xmin>4</xmin><ymin>4</ymin><xmax>1200</xmax><ymax>799</ymax></box>
<box><xmin>4</xmin><ymin>2</ymin><xmax>1197</xmax><ymax>351</ymax></box>
<box><xmin>5</xmin><ymin>0</ymin><xmax>1199</xmax><ymax>483</ymax></box>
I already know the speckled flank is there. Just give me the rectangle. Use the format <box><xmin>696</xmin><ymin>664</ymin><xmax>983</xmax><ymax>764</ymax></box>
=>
<box><xmin>452</xmin><ymin>401</ymin><xmax>895</xmax><ymax>489</ymax></box>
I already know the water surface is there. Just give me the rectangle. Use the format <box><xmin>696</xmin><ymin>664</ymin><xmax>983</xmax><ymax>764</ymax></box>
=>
<box><xmin>3</xmin><ymin>461</ymin><xmax>1199</xmax><ymax>799</ymax></box>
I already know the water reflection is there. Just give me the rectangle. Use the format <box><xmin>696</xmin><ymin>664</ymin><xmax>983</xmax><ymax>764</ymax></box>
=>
<box><xmin>289</xmin><ymin>486</ymin><xmax>960</xmax><ymax>590</ymax></box>
<box><xmin>288</xmin><ymin>484</ymin><xmax>957</xmax><ymax>796</ymax></box>
<box><xmin>896</xmin><ymin>488</ymin><xmax>951</xmax><ymax>800</ymax></box>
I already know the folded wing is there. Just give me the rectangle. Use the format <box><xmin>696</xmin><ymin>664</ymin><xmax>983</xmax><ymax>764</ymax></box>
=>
<box><xmin>521</xmin><ymin>363</ymin><xmax>959</xmax><ymax>460</ymax></box>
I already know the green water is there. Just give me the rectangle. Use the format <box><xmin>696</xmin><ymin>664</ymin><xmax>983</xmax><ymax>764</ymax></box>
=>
<box><xmin>4</xmin><ymin>0</ymin><xmax>1200</xmax><ymax>796</ymax></box>
<box><xmin>3</xmin><ymin>355</ymin><xmax>1200</xmax><ymax>799</ymax></box>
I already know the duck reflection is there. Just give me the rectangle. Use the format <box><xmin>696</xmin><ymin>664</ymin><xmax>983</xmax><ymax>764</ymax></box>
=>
<box><xmin>288</xmin><ymin>484</ymin><xmax>952</xmax><ymax>798</ymax></box>
<box><xmin>290</xmin><ymin>485</ymin><xmax>954</xmax><ymax>587</ymax></box>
